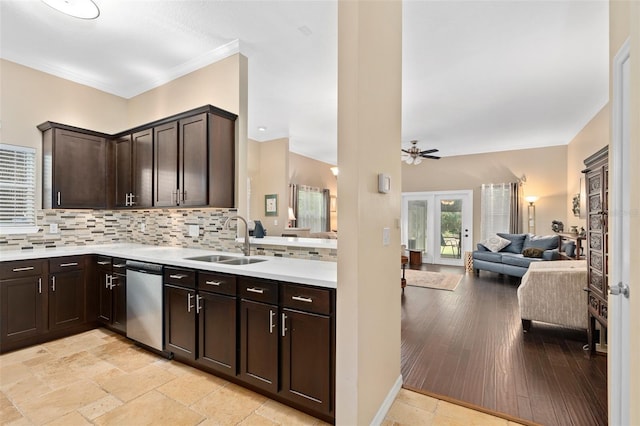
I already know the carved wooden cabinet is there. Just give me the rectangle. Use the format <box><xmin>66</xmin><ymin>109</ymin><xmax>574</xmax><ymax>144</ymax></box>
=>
<box><xmin>583</xmin><ymin>146</ymin><xmax>608</xmax><ymax>353</ymax></box>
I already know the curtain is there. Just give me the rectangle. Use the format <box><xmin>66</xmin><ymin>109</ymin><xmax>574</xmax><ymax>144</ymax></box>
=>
<box><xmin>288</xmin><ymin>184</ymin><xmax>298</xmax><ymax>227</ymax></box>
<box><xmin>296</xmin><ymin>185</ymin><xmax>329</xmax><ymax>232</ymax></box>
<box><xmin>323</xmin><ymin>189</ymin><xmax>331</xmax><ymax>231</ymax></box>
<box><xmin>480</xmin><ymin>183</ymin><xmax>511</xmax><ymax>241</ymax></box>
<box><xmin>509</xmin><ymin>182</ymin><xmax>523</xmax><ymax>233</ymax></box>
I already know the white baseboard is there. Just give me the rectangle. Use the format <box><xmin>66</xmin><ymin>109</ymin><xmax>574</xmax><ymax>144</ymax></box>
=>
<box><xmin>370</xmin><ymin>374</ymin><xmax>403</xmax><ymax>425</ymax></box>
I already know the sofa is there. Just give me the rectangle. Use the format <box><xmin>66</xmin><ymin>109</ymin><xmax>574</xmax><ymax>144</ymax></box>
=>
<box><xmin>517</xmin><ymin>260</ymin><xmax>588</xmax><ymax>331</ymax></box>
<box><xmin>472</xmin><ymin>233</ymin><xmax>561</xmax><ymax>278</ymax></box>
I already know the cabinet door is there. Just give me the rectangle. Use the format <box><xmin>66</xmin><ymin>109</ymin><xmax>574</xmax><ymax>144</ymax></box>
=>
<box><xmin>111</xmin><ymin>272</ymin><xmax>127</xmax><ymax>333</ymax></box>
<box><xmin>49</xmin><ymin>270</ymin><xmax>84</xmax><ymax>331</ymax></box>
<box><xmin>239</xmin><ymin>299</ymin><xmax>278</xmax><ymax>393</ymax></box>
<box><xmin>154</xmin><ymin>122</ymin><xmax>178</xmax><ymax>207</ymax></box>
<box><xmin>97</xmin><ymin>269</ymin><xmax>113</xmax><ymax>324</ymax></box>
<box><xmin>281</xmin><ymin>309</ymin><xmax>332</xmax><ymax>414</ymax></box>
<box><xmin>0</xmin><ymin>276</ymin><xmax>45</xmax><ymax>344</ymax></box>
<box><xmin>132</xmin><ymin>129</ymin><xmax>153</xmax><ymax>208</ymax></box>
<box><xmin>208</xmin><ymin>113</ymin><xmax>235</xmax><ymax>208</ymax></box>
<box><xmin>114</xmin><ymin>135</ymin><xmax>132</xmax><ymax>208</ymax></box>
<box><xmin>52</xmin><ymin>129</ymin><xmax>107</xmax><ymax>208</ymax></box>
<box><xmin>179</xmin><ymin>113</ymin><xmax>208</xmax><ymax>206</ymax></box>
<box><xmin>164</xmin><ymin>284</ymin><xmax>196</xmax><ymax>359</ymax></box>
<box><xmin>197</xmin><ymin>291</ymin><xmax>236</xmax><ymax>374</ymax></box>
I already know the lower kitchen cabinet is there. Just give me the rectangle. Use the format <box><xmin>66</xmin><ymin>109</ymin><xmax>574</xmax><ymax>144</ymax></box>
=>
<box><xmin>48</xmin><ymin>256</ymin><xmax>85</xmax><ymax>331</ymax></box>
<box><xmin>96</xmin><ymin>257</ymin><xmax>127</xmax><ymax>333</ymax></box>
<box><xmin>164</xmin><ymin>283</ymin><xmax>196</xmax><ymax>358</ymax></box>
<box><xmin>197</xmin><ymin>289</ymin><xmax>237</xmax><ymax>374</ymax></box>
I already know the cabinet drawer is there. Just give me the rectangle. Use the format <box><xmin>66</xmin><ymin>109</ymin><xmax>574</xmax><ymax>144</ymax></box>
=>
<box><xmin>282</xmin><ymin>283</ymin><xmax>332</xmax><ymax>315</ymax></box>
<box><xmin>0</xmin><ymin>259</ymin><xmax>46</xmax><ymax>280</ymax></box>
<box><xmin>50</xmin><ymin>256</ymin><xmax>84</xmax><ymax>273</ymax></box>
<box><xmin>239</xmin><ymin>277</ymin><xmax>278</xmax><ymax>304</ymax></box>
<box><xmin>164</xmin><ymin>267</ymin><xmax>196</xmax><ymax>288</ymax></box>
<box><xmin>199</xmin><ymin>272</ymin><xmax>236</xmax><ymax>296</ymax></box>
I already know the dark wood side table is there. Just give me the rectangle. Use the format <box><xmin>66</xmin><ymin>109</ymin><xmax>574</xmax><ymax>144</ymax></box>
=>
<box><xmin>409</xmin><ymin>250</ymin><xmax>422</xmax><ymax>266</ymax></box>
<box><xmin>401</xmin><ymin>255</ymin><xmax>408</xmax><ymax>293</ymax></box>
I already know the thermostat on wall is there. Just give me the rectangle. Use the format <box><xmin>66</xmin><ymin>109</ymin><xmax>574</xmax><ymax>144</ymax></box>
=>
<box><xmin>378</xmin><ymin>173</ymin><xmax>391</xmax><ymax>194</ymax></box>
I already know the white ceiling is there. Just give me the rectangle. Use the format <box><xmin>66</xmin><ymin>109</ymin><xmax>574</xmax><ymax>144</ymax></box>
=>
<box><xmin>0</xmin><ymin>0</ymin><xmax>608</xmax><ymax>165</ymax></box>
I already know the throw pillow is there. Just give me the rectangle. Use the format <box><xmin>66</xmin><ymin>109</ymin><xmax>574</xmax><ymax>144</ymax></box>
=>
<box><xmin>522</xmin><ymin>247</ymin><xmax>545</xmax><ymax>258</ymax></box>
<box><xmin>523</xmin><ymin>234</ymin><xmax>560</xmax><ymax>250</ymax></box>
<box><xmin>496</xmin><ymin>233</ymin><xmax>527</xmax><ymax>253</ymax></box>
<box><xmin>480</xmin><ymin>235</ymin><xmax>512</xmax><ymax>253</ymax></box>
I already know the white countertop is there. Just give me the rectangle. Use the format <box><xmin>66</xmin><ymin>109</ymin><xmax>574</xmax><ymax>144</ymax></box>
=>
<box><xmin>0</xmin><ymin>244</ymin><xmax>337</xmax><ymax>289</ymax></box>
<box><xmin>242</xmin><ymin>236</ymin><xmax>337</xmax><ymax>250</ymax></box>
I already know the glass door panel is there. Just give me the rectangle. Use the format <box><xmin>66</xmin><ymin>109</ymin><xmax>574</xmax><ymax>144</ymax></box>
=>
<box><xmin>435</xmin><ymin>197</ymin><xmax>463</xmax><ymax>265</ymax></box>
<box><xmin>407</xmin><ymin>200</ymin><xmax>428</xmax><ymax>255</ymax></box>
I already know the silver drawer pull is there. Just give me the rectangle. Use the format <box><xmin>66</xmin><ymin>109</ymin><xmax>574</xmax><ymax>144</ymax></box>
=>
<box><xmin>205</xmin><ymin>280</ymin><xmax>222</xmax><ymax>286</ymax></box>
<box><xmin>13</xmin><ymin>266</ymin><xmax>35</xmax><ymax>272</ymax></box>
<box><xmin>97</xmin><ymin>261</ymin><xmax>110</xmax><ymax>265</ymax></box>
<box><xmin>292</xmin><ymin>295</ymin><xmax>313</xmax><ymax>303</ymax></box>
<box><xmin>59</xmin><ymin>262</ymin><xmax>78</xmax><ymax>267</ymax></box>
<box><xmin>169</xmin><ymin>274</ymin><xmax>188</xmax><ymax>279</ymax></box>
<box><xmin>113</xmin><ymin>263</ymin><xmax>126</xmax><ymax>268</ymax></box>
<box><xmin>246</xmin><ymin>287</ymin><xmax>264</xmax><ymax>294</ymax></box>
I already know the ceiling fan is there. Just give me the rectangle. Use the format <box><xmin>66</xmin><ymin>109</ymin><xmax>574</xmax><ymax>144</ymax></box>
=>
<box><xmin>402</xmin><ymin>140</ymin><xmax>441</xmax><ymax>165</ymax></box>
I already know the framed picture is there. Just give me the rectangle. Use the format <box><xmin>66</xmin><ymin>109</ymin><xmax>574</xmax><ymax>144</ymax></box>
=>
<box><xmin>265</xmin><ymin>194</ymin><xmax>278</xmax><ymax>216</ymax></box>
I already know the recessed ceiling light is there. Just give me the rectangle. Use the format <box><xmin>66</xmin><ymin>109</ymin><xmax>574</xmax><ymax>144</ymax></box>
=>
<box><xmin>298</xmin><ymin>25</ymin><xmax>313</xmax><ymax>36</ymax></box>
<box><xmin>42</xmin><ymin>0</ymin><xmax>100</xmax><ymax>19</ymax></box>
<box><xmin>258</xmin><ymin>126</ymin><xmax>267</xmax><ymax>132</ymax></box>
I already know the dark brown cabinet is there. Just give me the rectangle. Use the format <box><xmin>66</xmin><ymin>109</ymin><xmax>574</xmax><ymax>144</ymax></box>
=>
<box><xmin>40</xmin><ymin>125</ymin><xmax>109</xmax><ymax>209</ymax></box>
<box><xmin>0</xmin><ymin>260</ymin><xmax>47</xmax><ymax>351</ymax></box>
<box><xmin>164</xmin><ymin>267</ymin><xmax>197</xmax><ymax>358</ymax></box>
<box><xmin>114</xmin><ymin>130</ymin><xmax>153</xmax><ymax>208</ymax></box>
<box><xmin>197</xmin><ymin>272</ymin><xmax>237</xmax><ymax>375</ymax></box>
<box><xmin>584</xmin><ymin>146</ymin><xmax>609</xmax><ymax>353</ymax></box>
<box><xmin>154</xmin><ymin>114</ymin><xmax>208</xmax><ymax>207</ymax></box>
<box><xmin>239</xmin><ymin>278</ymin><xmax>279</xmax><ymax>394</ymax></box>
<box><xmin>280</xmin><ymin>284</ymin><xmax>334</xmax><ymax>415</ymax></box>
<box><xmin>96</xmin><ymin>257</ymin><xmax>127</xmax><ymax>333</ymax></box>
<box><xmin>48</xmin><ymin>256</ymin><xmax>85</xmax><ymax>331</ymax></box>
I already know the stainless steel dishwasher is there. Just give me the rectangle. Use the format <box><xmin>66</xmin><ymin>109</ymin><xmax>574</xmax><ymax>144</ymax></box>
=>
<box><xmin>126</xmin><ymin>260</ymin><xmax>164</xmax><ymax>352</ymax></box>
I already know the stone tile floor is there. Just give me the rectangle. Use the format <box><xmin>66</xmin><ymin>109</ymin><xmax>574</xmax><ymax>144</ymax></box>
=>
<box><xmin>1</xmin><ymin>329</ymin><xmax>524</xmax><ymax>425</ymax></box>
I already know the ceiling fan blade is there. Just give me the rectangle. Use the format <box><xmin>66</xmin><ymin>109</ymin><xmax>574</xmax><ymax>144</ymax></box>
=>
<box><xmin>401</xmin><ymin>149</ymin><xmax>412</xmax><ymax>154</ymax></box>
<box><xmin>419</xmin><ymin>149</ymin><xmax>439</xmax><ymax>155</ymax></box>
<box><xmin>420</xmin><ymin>154</ymin><xmax>441</xmax><ymax>160</ymax></box>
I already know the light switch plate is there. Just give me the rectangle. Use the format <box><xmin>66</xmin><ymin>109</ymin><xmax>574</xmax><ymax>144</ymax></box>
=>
<box><xmin>274</xmin><ymin>219</ymin><xmax>278</xmax><ymax>226</ymax></box>
<box><xmin>383</xmin><ymin>227</ymin><xmax>390</xmax><ymax>246</ymax></box>
<box><xmin>49</xmin><ymin>223</ymin><xmax>58</xmax><ymax>234</ymax></box>
<box><xmin>188</xmin><ymin>224</ymin><xmax>199</xmax><ymax>238</ymax></box>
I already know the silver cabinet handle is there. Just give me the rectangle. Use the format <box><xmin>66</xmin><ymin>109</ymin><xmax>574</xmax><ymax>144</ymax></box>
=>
<box><xmin>105</xmin><ymin>274</ymin><xmax>111</xmax><ymax>289</ymax></box>
<box><xmin>38</xmin><ymin>278</ymin><xmax>42</xmax><ymax>294</ymax></box>
<box><xmin>109</xmin><ymin>275</ymin><xmax>116</xmax><ymax>290</ymax></box>
<box><xmin>182</xmin><ymin>190</ymin><xmax>187</xmax><ymax>202</ymax></box>
<box><xmin>97</xmin><ymin>261</ymin><xmax>110</xmax><ymax>265</ymax></box>
<box><xmin>12</xmin><ymin>266</ymin><xmax>35</xmax><ymax>272</ymax></box>
<box><xmin>205</xmin><ymin>280</ymin><xmax>222</xmax><ymax>286</ymax></box>
<box><xmin>113</xmin><ymin>263</ymin><xmax>126</xmax><ymax>269</ymax></box>
<box><xmin>169</xmin><ymin>274</ymin><xmax>188</xmax><ymax>280</ymax></box>
<box><xmin>269</xmin><ymin>309</ymin><xmax>275</xmax><ymax>333</ymax></box>
<box><xmin>247</xmin><ymin>287</ymin><xmax>264</xmax><ymax>294</ymax></box>
<box><xmin>57</xmin><ymin>191</ymin><xmax>61</xmax><ymax>206</ymax></box>
<box><xmin>51</xmin><ymin>276</ymin><xmax>56</xmax><ymax>292</ymax></box>
<box><xmin>196</xmin><ymin>295</ymin><xmax>203</xmax><ymax>314</ymax></box>
<box><xmin>129</xmin><ymin>193</ymin><xmax>136</xmax><ymax>206</ymax></box>
<box><xmin>187</xmin><ymin>293</ymin><xmax>194</xmax><ymax>312</ymax></box>
<box><xmin>59</xmin><ymin>262</ymin><xmax>78</xmax><ymax>267</ymax></box>
<box><xmin>292</xmin><ymin>295</ymin><xmax>313</xmax><ymax>303</ymax></box>
<box><xmin>281</xmin><ymin>313</ymin><xmax>288</xmax><ymax>337</ymax></box>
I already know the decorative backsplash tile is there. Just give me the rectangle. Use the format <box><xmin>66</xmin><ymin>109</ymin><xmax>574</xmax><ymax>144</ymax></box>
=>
<box><xmin>0</xmin><ymin>208</ymin><xmax>337</xmax><ymax>262</ymax></box>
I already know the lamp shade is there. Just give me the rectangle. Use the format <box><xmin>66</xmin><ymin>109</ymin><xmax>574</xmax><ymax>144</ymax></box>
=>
<box><xmin>525</xmin><ymin>196</ymin><xmax>539</xmax><ymax>205</ymax></box>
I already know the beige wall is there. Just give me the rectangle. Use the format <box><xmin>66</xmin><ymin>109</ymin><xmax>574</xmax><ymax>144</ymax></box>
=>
<box><xmin>336</xmin><ymin>0</ymin><xmax>402</xmax><ymax>423</ymax></box>
<box><xmin>0</xmin><ymin>59</ymin><xmax>128</xmax><ymax>208</ymax></box>
<box><xmin>609</xmin><ymin>1</ymin><xmax>639</xmax><ymax>424</ymax></box>
<box><xmin>402</xmin><ymin>145</ymin><xmax>568</xmax><ymax>243</ymax></box>
<box><xmin>289</xmin><ymin>152</ymin><xmax>338</xmax><ymax>231</ymax></box>
<box><xmin>566</xmin><ymin>104</ymin><xmax>610</xmax><ymax>227</ymax></box>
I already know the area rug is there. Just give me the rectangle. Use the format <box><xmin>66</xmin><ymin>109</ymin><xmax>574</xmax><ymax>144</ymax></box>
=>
<box><xmin>403</xmin><ymin>269</ymin><xmax>462</xmax><ymax>291</ymax></box>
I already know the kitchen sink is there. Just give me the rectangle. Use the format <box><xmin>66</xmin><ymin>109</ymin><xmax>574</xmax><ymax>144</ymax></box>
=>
<box><xmin>217</xmin><ymin>257</ymin><xmax>266</xmax><ymax>265</ymax></box>
<box><xmin>185</xmin><ymin>255</ymin><xmax>238</xmax><ymax>263</ymax></box>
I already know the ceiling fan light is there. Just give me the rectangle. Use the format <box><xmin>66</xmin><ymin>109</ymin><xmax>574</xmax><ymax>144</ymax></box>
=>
<box><xmin>405</xmin><ymin>156</ymin><xmax>414</xmax><ymax>165</ymax></box>
<box><xmin>414</xmin><ymin>157</ymin><xmax>422</xmax><ymax>165</ymax></box>
<box><xmin>42</xmin><ymin>0</ymin><xmax>100</xmax><ymax>19</ymax></box>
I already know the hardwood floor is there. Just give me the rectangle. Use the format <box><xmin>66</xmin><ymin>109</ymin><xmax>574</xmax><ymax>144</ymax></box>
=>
<box><xmin>401</xmin><ymin>265</ymin><xmax>607</xmax><ymax>426</ymax></box>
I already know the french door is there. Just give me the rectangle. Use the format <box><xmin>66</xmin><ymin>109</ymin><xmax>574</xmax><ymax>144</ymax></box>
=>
<box><xmin>401</xmin><ymin>191</ymin><xmax>473</xmax><ymax>266</ymax></box>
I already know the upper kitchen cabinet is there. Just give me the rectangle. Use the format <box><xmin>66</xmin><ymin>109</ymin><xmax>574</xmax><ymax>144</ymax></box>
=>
<box><xmin>114</xmin><ymin>130</ymin><xmax>153</xmax><ymax>208</ymax></box>
<box><xmin>39</xmin><ymin>123</ymin><xmax>109</xmax><ymax>209</ymax></box>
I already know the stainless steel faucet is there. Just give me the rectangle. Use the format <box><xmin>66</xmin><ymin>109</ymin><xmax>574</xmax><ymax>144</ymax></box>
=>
<box><xmin>223</xmin><ymin>215</ymin><xmax>251</xmax><ymax>256</ymax></box>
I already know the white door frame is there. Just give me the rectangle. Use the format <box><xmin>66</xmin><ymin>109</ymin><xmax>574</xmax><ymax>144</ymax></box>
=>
<box><xmin>401</xmin><ymin>190</ymin><xmax>473</xmax><ymax>266</ymax></box>
<box><xmin>609</xmin><ymin>38</ymin><xmax>631</xmax><ymax>426</ymax></box>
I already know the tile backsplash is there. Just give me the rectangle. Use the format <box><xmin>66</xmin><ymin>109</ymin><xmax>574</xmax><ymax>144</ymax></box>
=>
<box><xmin>0</xmin><ymin>209</ymin><xmax>336</xmax><ymax>261</ymax></box>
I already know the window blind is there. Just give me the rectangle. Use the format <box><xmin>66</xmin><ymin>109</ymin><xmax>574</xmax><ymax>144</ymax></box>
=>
<box><xmin>0</xmin><ymin>144</ymin><xmax>36</xmax><ymax>228</ymax></box>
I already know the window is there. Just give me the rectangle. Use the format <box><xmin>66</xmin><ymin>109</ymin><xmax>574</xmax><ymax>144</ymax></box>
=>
<box><xmin>296</xmin><ymin>186</ymin><xmax>329</xmax><ymax>233</ymax></box>
<box><xmin>480</xmin><ymin>183</ymin><xmax>510</xmax><ymax>241</ymax></box>
<box><xmin>0</xmin><ymin>144</ymin><xmax>37</xmax><ymax>233</ymax></box>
